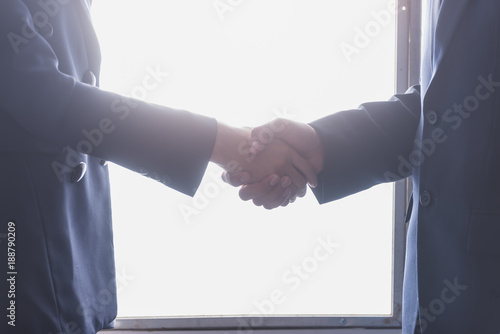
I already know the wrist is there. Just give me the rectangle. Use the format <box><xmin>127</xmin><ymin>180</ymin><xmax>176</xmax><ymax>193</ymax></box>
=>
<box><xmin>211</xmin><ymin>122</ymin><xmax>251</xmax><ymax>169</ymax></box>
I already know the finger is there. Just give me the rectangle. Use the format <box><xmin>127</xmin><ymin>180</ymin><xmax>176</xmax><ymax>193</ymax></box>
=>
<box><xmin>286</xmin><ymin>181</ymin><xmax>299</xmax><ymax>200</ymax></box>
<box><xmin>221</xmin><ymin>171</ymin><xmax>252</xmax><ymax>187</ymax></box>
<box><xmin>278</xmin><ymin>199</ymin><xmax>290</xmax><ymax>208</ymax></box>
<box><xmin>282</xmin><ymin>164</ymin><xmax>307</xmax><ymax>195</ymax></box>
<box><xmin>254</xmin><ymin>177</ymin><xmax>293</xmax><ymax>208</ymax></box>
<box><xmin>239</xmin><ymin>174</ymin><xmax>281</xmax><ymax>201</ymax></box>
<box><xmin>260</xmin><ymin>186</ymin><xmax>292</xmax><ymax>210</ymax></box>
<box><xmin>276</xmin><ymin>171</ymin><xmax>305</xmax><ymax>205</ymax></box>
<box><xmin>249</xmin><ymin>140</ymin><xmax>266</xmax><ymax>155</ymax></box>
<box><xmin>290</xmin><ymin>150</ymin><xmax>318</xmax><ymax>188</ymax></box>
<box><xmin>296</xmin><ymin>184</ymin><xmax>307</xmax><ymax>198</ymax></box>
<box><xmin>250</xmin><ymin>118</ymin><xmax>291</xmax><ymax>144</ymax></box>
<box><xmin>279</xmin><ymin>184</ymin><xmax>301</xmax><ymax>207</ymax></box>
<box><xmin>284</xmin><ymin>168</ymin><xmax>307</xmax><ymax>199</ymax></box>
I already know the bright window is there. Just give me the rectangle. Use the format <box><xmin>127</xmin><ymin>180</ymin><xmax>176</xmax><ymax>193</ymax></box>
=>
<box><xmin>91</xmin><ymin>0</ymin><xmax>400</xmax><ymax>322</ymax></box>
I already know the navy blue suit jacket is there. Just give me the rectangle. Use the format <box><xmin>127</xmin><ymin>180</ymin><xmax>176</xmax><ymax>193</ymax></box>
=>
<box><xmin>312</xmin><ymin>0</ymin><xmax>500</xmax><ymax>333</ymax></box>
<box><xmin>0</xmin><ymin>0</ymin><xmax>217</xmax><ymax>333</ymax></box>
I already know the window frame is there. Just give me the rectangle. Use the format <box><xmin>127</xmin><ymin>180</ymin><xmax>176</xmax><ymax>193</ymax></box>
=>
<box><xmin>105</xmin><ymin>0</ymin><xmax>421</xmax><ymax>331</ymax></box>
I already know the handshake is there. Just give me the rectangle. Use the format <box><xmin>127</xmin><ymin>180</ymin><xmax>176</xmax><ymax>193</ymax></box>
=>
<box><xmin>211</xmin><ymin>118</ymin><xmax>324</xmax><ymax>209</ymax></box>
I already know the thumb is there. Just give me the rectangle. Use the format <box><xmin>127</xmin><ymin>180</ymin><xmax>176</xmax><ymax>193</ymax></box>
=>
<box><xmin>250</xmin><ymin>118</ymin><xmax>292</xmax><ymax>146</ymax></box>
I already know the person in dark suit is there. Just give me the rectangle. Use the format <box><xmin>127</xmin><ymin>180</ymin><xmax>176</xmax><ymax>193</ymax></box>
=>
<box><xmin>232</xmin><ymin>0</ymin><xmax>500</xmax><ymax>332</ymax></box>
<box><xmin>0</xmin><ymin>1</ymin><xmax>317</xmax><ymax>333</ymax></box>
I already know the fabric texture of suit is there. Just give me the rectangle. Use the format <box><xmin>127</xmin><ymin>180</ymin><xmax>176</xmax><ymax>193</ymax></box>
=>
<box><xmin>311</xmin><ymin>0</ymin><xmax>500</xmax><ymax>333</ymax></box>
<box><xmin>0</xmin><ymin>0</ymin><xmax>217</xmax><ymax>333</ymax></box>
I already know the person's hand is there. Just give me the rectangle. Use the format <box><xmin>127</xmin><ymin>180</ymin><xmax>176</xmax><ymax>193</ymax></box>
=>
<box><xmin>224</xmin><ymin>118</ymin><xmax>324</xmax><ymax>207</ymax></box>
<box><xmin>243</xmin><ymin>138</ymin><xmax>313</xmax><ymax>208</ymax></box>
<box><xmin>211</xmin><ymin>122</ymin><xmax>317</xmax><ymax>208</ymax></box>
<box><xmin>222</xmin><ymin>171</ymin><xmax>301</xmax><ymax>208</ymax></box>
<box><xmin>251</xmin><ymin>118</ymin><xmax>324</xmax><ymax>173</ymax></box>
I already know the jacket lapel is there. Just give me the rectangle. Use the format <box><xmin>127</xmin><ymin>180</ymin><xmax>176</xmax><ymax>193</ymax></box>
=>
<box><xmin>81</xmin><ymin>0</ymin><xmax>92</xmax><ymax>9</ymax></box>
<box><xmin>75</xmin><ymin>0</ymin><xmax>102</xmax><ymax>73</ymax></box>
<box><xmin>433</xmin><ymin>0</ymin><xmax>468</xmax><ymax>71</ymax></box>
<box><xmin>76</xmin><ymin>0</ymin><xmax>93</xmax><ymax>24</ymax></box>
<box><xmin>423</xmin><ymin>0</ymin><xmax>468</xmax><ymax>101</ymax></box>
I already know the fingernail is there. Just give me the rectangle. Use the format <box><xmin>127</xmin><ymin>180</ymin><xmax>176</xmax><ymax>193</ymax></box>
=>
<box><xmin>281</xmin><ymin>178</ymin><xmax>291</xmax><ymax>188</ymax></box>
<box><xmin>270</xmin><ymin>175</ymin><xmax>280</xmax><ymax>186</ymax></box>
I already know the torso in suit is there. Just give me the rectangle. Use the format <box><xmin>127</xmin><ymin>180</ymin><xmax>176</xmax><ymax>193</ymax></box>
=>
<box><xmin>311</xmin><ymin>0</ymin><xmax>500</xmax><ymax>333</ymax></box>
<box><xmin>0</xmin><ymin>1</ymin><xmax>217</xmax><ymax>333</ymax></box>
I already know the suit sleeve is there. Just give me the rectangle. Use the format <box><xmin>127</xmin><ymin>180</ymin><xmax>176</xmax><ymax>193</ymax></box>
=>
<box><xmin>0</xmin><ymin>0</ymin><xmax>217</xmax><ymax>196</ymax></box>
<box><xmin>310</xmin><ymin>86</ymin><xmax>421</xmax><ymax>204</ymax></box>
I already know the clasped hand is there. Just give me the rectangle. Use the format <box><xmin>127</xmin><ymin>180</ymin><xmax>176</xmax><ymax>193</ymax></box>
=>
<box><xmin>213</xmin><ymin>118</ymin><xmax>324</xmax><ymax>209</ymax></box>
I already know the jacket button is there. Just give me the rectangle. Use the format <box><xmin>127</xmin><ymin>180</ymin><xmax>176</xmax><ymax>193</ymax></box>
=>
<box><xmin>82</xmin><ymin>70</ymin><xmax>97</xmax><ymax>86</ymax></box>
<box><xmin>426</xmin><ymin>111</ymin><xmax>438</xmax><ymax>125</ymax></box>
<box><xmin>36</xmin><ymin>23</ymin><xmax>53</xmax><ymax>39</ymax></box>
<box><xmin>419</xmin><ymin>191</ymin><xmax>431</xmax><ymax>207</ymax></box>
<box><xmin>99</xmin><ymin>159</ymin><xmax>108</xmax><ymax>167</ymax></box>
<box><xmin>71</xmin><ymin>162</ymin><xmax>87</xmax><ymax>183</ymax></box>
